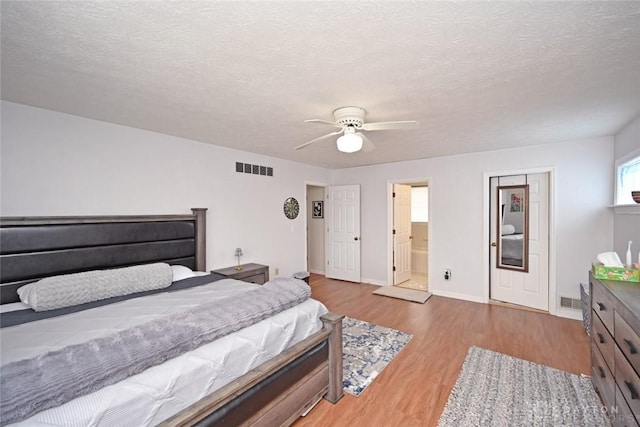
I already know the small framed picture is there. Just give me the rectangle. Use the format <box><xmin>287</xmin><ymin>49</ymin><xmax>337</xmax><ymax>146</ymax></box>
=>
<box><xmin>312</xmin><ymin>201</ymin><xmax>323</xmax><ymax>218</ymax></box>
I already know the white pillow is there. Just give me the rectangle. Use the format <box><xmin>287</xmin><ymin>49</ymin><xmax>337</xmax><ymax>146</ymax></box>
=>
<box><xmin>171</xmin><ymin>265</ymin><xmax>196</xmax><ymax>281</ymax></box>
<box><xmin>18</xmin><ymin>263</ymin><xmax>173</xmax><ymax>312</ymax></box>
<box><xmin>502</xmin><ymin>224</ymin><xmax>516</xmax><ymax>235</ymax></box>
<box><xmin>193</xmin><ymin>271</ymin><xmax>210</xmax><ymax>277</ymax></box>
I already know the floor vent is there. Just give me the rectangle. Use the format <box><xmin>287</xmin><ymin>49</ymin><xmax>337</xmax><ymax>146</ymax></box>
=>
<box><xmin>560</xmin><ymin>296</ymin><xmax>582</xmax><ymax>310</ymax></box>
<box><xmin>236</xmin><ymin>162</ymin><xmax>273</xmax><ymax>177</ymax></box>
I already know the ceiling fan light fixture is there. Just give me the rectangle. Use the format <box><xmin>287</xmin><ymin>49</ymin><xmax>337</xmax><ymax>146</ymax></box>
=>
<box><xmin>336</xmin><ymin>129</ymin><xmax>363</xmax><ymax>153</ymax></box>
<box><xmin>296</xmin><ymin>106</ymin><xmax>418</xmax><ymax>152</ymax></box>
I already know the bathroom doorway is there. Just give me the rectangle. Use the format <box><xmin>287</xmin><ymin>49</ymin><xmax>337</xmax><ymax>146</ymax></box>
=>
<box><xmin>390</xmin><ymin>180</ymin><xmax>429</xmax><ymax>291</ymax></box>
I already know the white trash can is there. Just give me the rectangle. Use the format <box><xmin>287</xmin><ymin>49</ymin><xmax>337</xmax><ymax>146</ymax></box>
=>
<box><xmin>293</xmin><ymin>271</ymin><xmax>310</xmax><ymax>284</ymax></box>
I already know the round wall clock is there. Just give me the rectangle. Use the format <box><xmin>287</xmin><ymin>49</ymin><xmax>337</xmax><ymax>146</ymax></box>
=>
<box><xmin>283</xmin><ymin>197</ymin><xmax>300</xmax><ymax>219</ymax></box>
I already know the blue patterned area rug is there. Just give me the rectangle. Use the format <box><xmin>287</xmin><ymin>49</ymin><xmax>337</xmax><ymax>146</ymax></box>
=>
<box><xmin>342</xmin><ymin>317</ymin><xmax>412</xmax><ymax>397</ymax></box>
<box><xmin>438</xmin><ymin>346</ymin><xmax>611</xmax><ymax>427</ymax></box>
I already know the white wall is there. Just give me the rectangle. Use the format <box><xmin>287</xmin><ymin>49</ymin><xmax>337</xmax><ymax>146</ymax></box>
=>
<box><xmin>331</xmin><ymin>137</ymin><xmax>614</xmax><ymax>316</ymax></box>
<box><xmin>0</xmin><ymin>101</ymin><xmax>332</xmax><ymax>278</ymax></box>
<box><xmin>1</xmin><ymin>101</ymin><xmax>622</xmax><ymax>318</ymax></box>
<box><xmin>615</xmin><ymin>115</ymin><xmax>640</xmax><ymax>160</ymax></box>
<box><xmin>613</xmin><ymin>115</ymin><xmax>640</xmax><ymax>260</ymax></box>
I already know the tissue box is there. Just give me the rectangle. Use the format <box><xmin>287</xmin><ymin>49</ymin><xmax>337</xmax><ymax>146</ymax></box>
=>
<box><xmin>592</xmin><ymin>263</ymin><xmax>640</xmax><ymax>282</ymax></box>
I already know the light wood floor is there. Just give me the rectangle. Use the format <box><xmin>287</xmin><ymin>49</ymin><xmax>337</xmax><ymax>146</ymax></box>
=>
<box><xmin>294</xmin><ymin>274</ymin><xmax>591</xmax><ymax>427</ymax></box>
<box><xmin>396</xmin><ymin>273</ymin><xmax>428</xmax><ymax>291</ymax></box>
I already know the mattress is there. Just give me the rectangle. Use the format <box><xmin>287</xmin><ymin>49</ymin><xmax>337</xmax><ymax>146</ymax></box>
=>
<box><xmin>1</xmin><ymin>278</ymin><xmax>328</xmax><ymax>426</ymax></box>
<box><xmin>501</xmin><ymin>233</ymin><xmax>524</xmax><ymax>261</ymax></box>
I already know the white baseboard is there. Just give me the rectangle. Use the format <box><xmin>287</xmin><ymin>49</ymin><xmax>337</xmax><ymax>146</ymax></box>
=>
<box><xmin>361</xmin><ymin>277</ymin><xmax>386</xmax><ymax>286</ymax></box>
<box><xmin>554</xmin><ymin>307</ymin><xmax>584</xmax><ymax>321</ymax></box>
<box><xmin>306</xmin><ymin>273</ymin><xmax>386</xmax><ymax>287</ymax></box>
<box><xmin>431</xmin><ymin>289</ymin><xmax>484</xmax><ymax>303</ymax></box>
<box><xmin>339</xmin><ymin>278</ymin><xmax>587</xmax><ymax>323</ymax></box>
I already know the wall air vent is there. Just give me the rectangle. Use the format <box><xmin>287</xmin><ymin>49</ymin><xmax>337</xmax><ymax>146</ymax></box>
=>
<box><xmin>236</xmin><ymin>162</ymin><xmax>273</xmax><ymax>177</ymax></box>
<box><xmin>559</xmin><ymin>296</ymin><xmax>582</xmax><ymax>310</ymax></box>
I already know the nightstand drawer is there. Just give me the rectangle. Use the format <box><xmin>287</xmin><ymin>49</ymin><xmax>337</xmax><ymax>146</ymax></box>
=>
<box><xmin>212</xmin><ymin>263</ymin><xmax>269</xmax><ymax>285</ymax></box>
<box><xmin>240</xmin><ymin>273</ymin><xmax>267</xmax><ymax>285</ymax></box>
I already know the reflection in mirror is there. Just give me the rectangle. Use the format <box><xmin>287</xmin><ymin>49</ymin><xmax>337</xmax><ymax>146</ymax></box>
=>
<box><xmin>497</xmin><ymin>184</ymin><xmax>529</xmax><ymax>272</ymax></box>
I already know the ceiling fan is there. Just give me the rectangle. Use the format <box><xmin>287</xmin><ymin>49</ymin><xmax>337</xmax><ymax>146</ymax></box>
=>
<box><xmin>294</xmin><ymin>106</ymin><xmax>419</xmax><ymax>153</ymax></box>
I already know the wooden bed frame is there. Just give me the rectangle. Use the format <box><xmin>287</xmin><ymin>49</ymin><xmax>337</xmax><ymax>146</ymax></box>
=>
<box><xmin>0</xmin><ymin>208</ymin><xmax>343</xmax><ymax>426</ymax></box>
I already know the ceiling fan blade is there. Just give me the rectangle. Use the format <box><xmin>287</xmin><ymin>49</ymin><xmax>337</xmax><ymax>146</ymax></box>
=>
<box><xmin>361</xmin><ymin>121</ymin><xmax>420</xmax><ymax>131</ymax></box>
<box><xmin>358</xmin><ymin>132</ymin><xmax>375</xmax><ymax>152</ymax></box>
<box><xmin>294</xmin><ymin>130</ymin><xmax>343</xmax><ymax>150</ymax></box>
<box><xmin>304</xmin><ymin>119</ymin><xmax>342</xmax><ymax>128</ymax></box>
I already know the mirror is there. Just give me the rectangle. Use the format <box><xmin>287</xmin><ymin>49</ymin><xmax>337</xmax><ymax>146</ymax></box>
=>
<box><xmin>496</xmin><ymin>184</ymin><xmax>529</xmax><ymax>272</ymax></box>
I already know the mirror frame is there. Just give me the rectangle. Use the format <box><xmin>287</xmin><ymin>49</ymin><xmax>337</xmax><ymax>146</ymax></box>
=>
<box><xmin>496</xmin><ymin>184</ymin><xmax>529</xmax><ymax>272</ymax></box>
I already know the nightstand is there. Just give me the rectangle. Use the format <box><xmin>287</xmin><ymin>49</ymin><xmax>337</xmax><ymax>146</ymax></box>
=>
<box><xmin>212</xmin><ymin>263</ymin><xmax>269</xmax><ymax>285</ymax></box>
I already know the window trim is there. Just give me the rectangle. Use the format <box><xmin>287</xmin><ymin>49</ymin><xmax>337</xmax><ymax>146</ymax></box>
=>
<box><xmin>614</xmin><ymin>147</ymin><xmax>640</xmax><ymax>214</ymax></box>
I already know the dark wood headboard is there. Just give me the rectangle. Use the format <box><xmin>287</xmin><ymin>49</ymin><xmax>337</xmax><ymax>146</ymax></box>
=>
<box><xmin>0</xmin><ymin>208</ymin><xmax>207</xmax><ymax>304</ymax></box>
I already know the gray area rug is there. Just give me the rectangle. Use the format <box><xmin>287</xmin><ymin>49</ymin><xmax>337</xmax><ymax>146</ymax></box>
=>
<box><xmin>438</xmin><ymin>346</ymin><xmax>610</xmax><ymax>427</ymax></box>
<box><xmin>372</xmin><ymin>286</ymin><xmax>432</xmax><ymax>303</ymax></box>
<box><xmin>342</xmin><ymin>317</ymin><xmax>412</xmax><ymax>397</ymax></box>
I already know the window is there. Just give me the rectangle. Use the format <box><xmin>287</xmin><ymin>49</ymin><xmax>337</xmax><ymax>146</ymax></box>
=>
<box><xmin>411</xmin><ymin>186</ymin><xmax>429</xmax><ymax>222</ymax></box>
<box><xmin>616</xmin><ymin>151</ymin><xmax>640</xmax><ymax>205</ymax></box>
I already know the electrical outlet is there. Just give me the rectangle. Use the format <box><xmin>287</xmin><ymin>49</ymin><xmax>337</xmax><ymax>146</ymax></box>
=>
<box><xmin>444</xmin><ymin>269</ymin><xmax>451</xmax><ymax>280</ymax></box>
<box><xmin>275</xmin><ymin>267</ymin><xmax>280</xmax><ymax>276</ymax></box>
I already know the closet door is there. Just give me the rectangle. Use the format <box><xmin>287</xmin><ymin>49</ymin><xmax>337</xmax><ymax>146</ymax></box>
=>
<box><xmin>325</xmin><ymin>185</ymin><xmax>361</xmax><ymax>283</ymax></box>
<box><xmin>490</xmin><ymin>173</ymin><xmax>549</xmax><ymax>311</ymax></box>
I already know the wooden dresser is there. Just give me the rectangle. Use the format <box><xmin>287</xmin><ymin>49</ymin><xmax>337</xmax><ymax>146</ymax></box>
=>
<box><xmin>212</xmin><ymin>263</ymin><xmax>269</xmax><ymax>285</ymax></box>
<box><xmin>590</xmin><ymin>272</ymin><xmax>640</xmax><ymax>426</ymax></box>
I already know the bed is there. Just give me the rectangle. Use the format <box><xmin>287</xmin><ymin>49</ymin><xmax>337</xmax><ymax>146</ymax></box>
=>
<box><xmin>500</xmin><ymin>233</ymin><xmax>524</xmax><ymax>267</ymax></box>
<box><xmin>0</xmin><ymin>209</ymin><xmax>343</xmax><ymax>426</ymax></box>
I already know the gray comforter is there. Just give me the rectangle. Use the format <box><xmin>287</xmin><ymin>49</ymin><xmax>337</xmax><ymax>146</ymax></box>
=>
<box><xmin>0</xmin><ymin>277</ymin><xmax>311</xmax><ymax>425</ymax></box>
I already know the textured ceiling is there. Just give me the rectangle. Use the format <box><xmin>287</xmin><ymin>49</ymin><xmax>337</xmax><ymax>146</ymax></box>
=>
<box><xmin>2</xmin><ymin>1</ymin><xmax>640</xmax><ymax>169</ymax></box>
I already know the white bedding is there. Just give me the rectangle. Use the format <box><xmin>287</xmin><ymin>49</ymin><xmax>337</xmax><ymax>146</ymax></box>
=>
<box><xmin>1</xmin><ymin>278</ymin><xmax>328</xmax><ymax>426</ymax></box>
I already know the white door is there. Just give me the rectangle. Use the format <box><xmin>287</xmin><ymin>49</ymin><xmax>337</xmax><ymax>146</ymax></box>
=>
<box><xmin>393</xmin><ymin>184</ymin><xmax>412</xmax><ymax>285</ymax></box>
<box><xmin>325</xmin><ymin>185</ymin><xmax>361</xmax><ymax>282</ymax></box>
<box><xmin>490</xmin><ymin>173</ymin><xmax>549</xmax><ymax>311</ymax></box>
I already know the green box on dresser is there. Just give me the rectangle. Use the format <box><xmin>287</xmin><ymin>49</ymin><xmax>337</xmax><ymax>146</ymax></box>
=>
<box><xmin>212</xmin><ymin>263</ymin><xmax>269</xmax><ymax>285</ymax></box>
<box><xmin>590</xmin><ymin>272</ymin><xmax>640</xmax><ymax>426</ymax></box>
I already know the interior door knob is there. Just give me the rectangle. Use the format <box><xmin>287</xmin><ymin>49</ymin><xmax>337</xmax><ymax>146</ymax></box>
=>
<box><xmin>491</xmin><ymin>242</ymin><xmax>497</xmax><ymax>247</ymax></box>
<box><xmin>354</xmin><ymin>237</ymin><xmax>359</xmax><ymax>241</ymax></box>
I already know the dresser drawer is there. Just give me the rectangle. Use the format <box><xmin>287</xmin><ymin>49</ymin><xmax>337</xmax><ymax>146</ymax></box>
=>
<box><xmin>615</xmin><ymin>383</ymin><xmax>640</xmax><ymax>426</ymax></box>
<box><xmin>592</xmin><ymin>345</ymin><xmax>616</xmax><ymax>411</ymax></box>
<box><xmin>616</xmin><ymin>345</ymin><xmax>640</xmax><ymax>418</ymax></box>
<box><xmin>592</xmin><ymin>280</ymin><xmax>616</xmax><ymax>333</ymax></box>
<box><xmin>593</xmin><ymin>310</ymin><xmax>615</xmax><ymax>371</ymax></box>
<box><xmin>617</xmin><ymin>312</ymin><xmax>640</xmax><ymax>376</ymax></box>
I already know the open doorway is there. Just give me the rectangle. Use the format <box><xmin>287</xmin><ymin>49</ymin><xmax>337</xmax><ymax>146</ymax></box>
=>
<box><xmin>306</xmin><ymin>184</ymin><xmax>326</xmax><ymax>275</ymax></box>
<box><xmin>390</xmin><ymin>180</ymin><xmax>429</xmax><ymax>291</ymax></box>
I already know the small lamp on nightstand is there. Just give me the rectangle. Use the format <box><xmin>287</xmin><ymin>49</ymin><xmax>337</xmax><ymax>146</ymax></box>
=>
<box><xmin>234</xmin><ymin>248</ymin><xmax>243</xmax><ymax>270</ymax></box>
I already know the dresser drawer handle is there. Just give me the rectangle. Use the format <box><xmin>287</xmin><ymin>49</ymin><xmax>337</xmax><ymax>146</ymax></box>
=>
<box><xmin>598</xmin><ymin>366</ymin><xmax>606</xmax><ymax>378</ymax></box>
<box><xmin>597</xmin><ymin>333</ymin><xmax>606</xmax><ymax>344</ymax></box>
<box><xmin>624</xmin><ymin>338</ymin><xmax>638</xmax><ymax>355</ymax></box>
<box><xmin>626</xmin><ymin>381</ymin><xmax>639</xmax><ymax>400</ymax></box>
<box><xmin>596</xmin><ymin>302</ymin><xmax>605</xmax><ymax>311</ymax></box>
